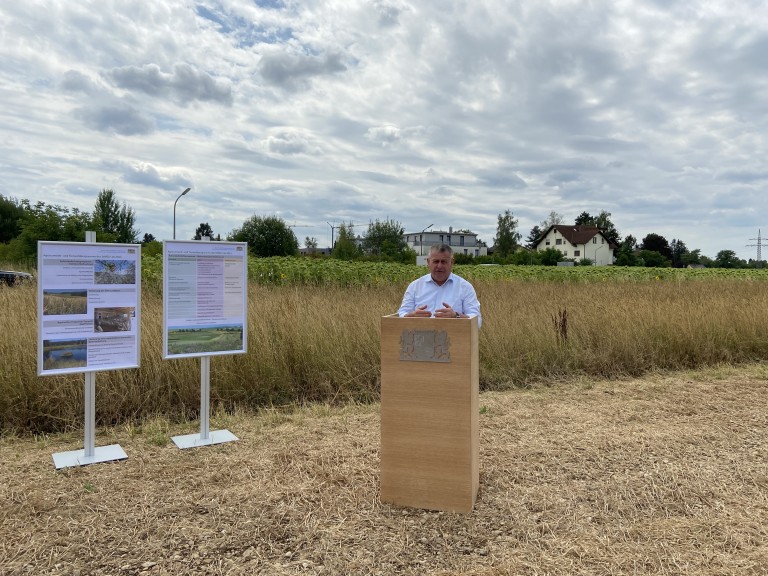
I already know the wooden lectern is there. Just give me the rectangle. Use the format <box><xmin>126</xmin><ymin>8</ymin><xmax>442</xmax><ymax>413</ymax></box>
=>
<box><xmin>380</xmin><ymin>314</ymin><xmax>479</xmax><ymax>513</ymax></box>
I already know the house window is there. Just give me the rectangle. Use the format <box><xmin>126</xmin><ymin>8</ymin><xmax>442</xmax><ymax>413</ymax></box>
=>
<box><xmin>440</xmin><ymin>235</ymin><xmax>444</xmax><ymax>242</ymax></box>
<box><xmin>460</xmin><ymin>235</ymin><xmax>465</xmax><ymax>246</ymax></box>
<box><xmin>475</xmin><ymin>249</ymin><xmax>479</xmax><ymax>256</ymax></box>
<box><xmin>447</xmin><ymin>235</ymin><xmax>451</xmax><ymax>245</ymax></box>
<box><xmin>545</xmin><ymin>240</ymin><xmax>550</xmax><ymax>246</ymax></box>
<box><xmin>602</xmin><ymin>238</ymin><xmax>605</xmax><ymax>244</ymax></box>
<box><xmin>592</xmin><ymin>237</ymin><xmax>597</xmax><ymax>244</ymax></box>
<box><xmin>574</xmin><ymin>250</ymin><xmax>580</xmax><ymax>257</ymax></box>
<box><xmin>556</xmin><ymin>239</ymin><xmax>562</xmax><ymax>245</ymax></box>
<box><xmin>562</xmin><ymin>250</ymin><xmax>567</xmax><ymax>256</ymax></box>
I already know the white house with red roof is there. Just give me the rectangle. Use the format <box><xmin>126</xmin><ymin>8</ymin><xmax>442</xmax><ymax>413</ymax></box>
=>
<box><xmin>534</xmin><ymin>225</ymin><xmax>615</xmax><ymax>265</ymax></box>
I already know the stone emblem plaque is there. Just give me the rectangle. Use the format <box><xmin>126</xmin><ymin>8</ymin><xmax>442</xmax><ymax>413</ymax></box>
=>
<box><xmin>399</xmin><ymin>329</ymin><xmax>451</xmax><ymax>362</ymax></box>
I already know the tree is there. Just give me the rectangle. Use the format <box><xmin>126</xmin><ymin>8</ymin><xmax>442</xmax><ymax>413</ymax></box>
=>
<box><xmin>574</xmin><ymin>211</ymin><xmax>593</xmax><ymax>226</ymax></box>
<box><xmin>714</xmin><ymin>250</ymin><xmax>744</xmax><ymax>269</ymax></box>
<box><xmin>679</xmin><ymin>248</ymin><xmax>702</xmax><ymax>267</ymax></box>
<box><xmin>640</xmin><ymin>233</ymin><xmax>672</xmax><ymax>260</ymax></box>
<box><xmin>93</xmin><ymin>189</ymin><xmax>139</xmax><ymax>243</ymax></box>
<box><xmin>525</xmin><ymin>225</ymin><xmax>542</xmax><ymax>249</ymax></box>
<box><xmin>540</xmin><ymin>211</ymin><xmax>564</xmax><ymax>229</ymax></box>
<box><xmin>228</xmin><ymin>215</ymin><xmax>298</xmax><ymax>257</ymax></box>
<box><xmin>194</xmin><ymin>222</ymin><xmax>214</xmax><ymax>240</ymax></box>
<box><xmin>670</xmin><ymin>238</ymin><xmax>688</xmax><ymax>268</ymax></box>
<box><xmin>361</xmin><ymin>218</ymin><xmax>410</xmax><ymax>261</ymax></box>
<box><xmin>4</xmin><ymin>200</ymin><xmax>93</xmax><ymax>260</ymax></box>
<box><xmin>0</xmin><ymin>194</ymin><xmax>25</xmax><ymax>244</ymax></box>
<box><xmin>638</xmin><ymin>249</ymin><xmax>670</xmax><ymax>267</ymax></box>
<box><xmin>142</xmin><ymin>233</ymin><xmax>156</xmax><ymax>244</ymax></box>
<box><xmin>493</xmin><ymin>210</ymin><xmax>521</xmax><ymax>259</ymax></box>
<box><xmin>574</xmin><ymin>210</ymin><xmax>621</xmax><ymax>246</ymax></box>
<box><xmin>538</xmin><ymin>247</ymin><xmax>564</xmax><ymax>266</ymax></box>
<box><xmin>614</xmin><ymin>235</ymin><xmax>640</xmax><ymax>266</ymax></box>
<box><xmin>332</xmin><ymin>222</ymin><xmax>360</xmax><ymax>260</ymax></box>
<box><xmin>304</xmin><ymin>236</ymin><xmax>318</xmax><ymax>249</ymax></box>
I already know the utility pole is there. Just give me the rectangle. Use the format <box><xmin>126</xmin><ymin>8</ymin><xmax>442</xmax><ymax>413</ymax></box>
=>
<box><xmin>746</xmin><ymin>229</ymin><xmax>768</xmax><ymax>268</ymax></box>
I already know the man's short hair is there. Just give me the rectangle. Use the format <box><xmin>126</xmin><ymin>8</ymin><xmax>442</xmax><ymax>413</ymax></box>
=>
<box><xmin>428</xmin><ymin>243</ymin><xmax>453</xmax><ymax>256</ymax></box>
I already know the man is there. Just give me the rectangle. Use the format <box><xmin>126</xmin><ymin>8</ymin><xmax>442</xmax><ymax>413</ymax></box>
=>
<box><xmin>398</xmin><ymin>243</ymin><xmax>482</xmax><ymax>327</ymax></box>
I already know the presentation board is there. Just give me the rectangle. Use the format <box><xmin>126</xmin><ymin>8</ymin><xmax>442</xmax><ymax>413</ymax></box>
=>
<box><xmin>163</xmin><ymin>240</ymin><xmax>248</xmax><ymax>359</ymax></box>
<box><xmin>37</xmin><ymin>241</ymin><xmax>141</xmax><ymax>376</ymax></box>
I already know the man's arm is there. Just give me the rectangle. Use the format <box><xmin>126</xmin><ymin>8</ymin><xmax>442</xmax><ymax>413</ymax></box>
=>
<box><xmin>397</xmin><ymin>280</ymin><xmax>417</xmax><ymax>317</ymax></box>
<box><xmin>460</xmin><ymin>281</ymin><xmax>482</xmax><ymax>327</ymax></box>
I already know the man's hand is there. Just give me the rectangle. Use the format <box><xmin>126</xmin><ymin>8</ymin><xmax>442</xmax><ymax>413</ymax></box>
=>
<box><xmin>405</xmin><ymin>304</ymin><xmax>432</xmax><ymax>318</ymax></box>
<box><xmin>436</xmin><ymin>302</ymin><xmax>461</xmax><ymax>319</ymax></box>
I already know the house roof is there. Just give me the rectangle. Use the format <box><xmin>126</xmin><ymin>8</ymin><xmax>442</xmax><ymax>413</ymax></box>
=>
<box><xmin>535</xmin><ymin>225</ymin><xmax>615</xmax><ymax>248</ymax></box>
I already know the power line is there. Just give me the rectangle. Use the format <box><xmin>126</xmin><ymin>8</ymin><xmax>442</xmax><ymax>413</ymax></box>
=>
<box><xmin>746</xmin><ymin>229</ymin><xmax>768</xmax><ymax>267</ymax></box>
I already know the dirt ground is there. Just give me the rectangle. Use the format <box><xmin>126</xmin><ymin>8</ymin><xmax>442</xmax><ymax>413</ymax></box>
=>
<box><xmin>2</xmin><ymin>365</ymin><xmax>768</xmax><ymax>576</ymax></box>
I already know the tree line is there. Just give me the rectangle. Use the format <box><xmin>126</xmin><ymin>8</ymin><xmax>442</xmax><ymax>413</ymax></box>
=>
<box><xmin>0</xmin><ymin>191</ymin><xmax>758</xmax><ymax>268</ymax></box>
<box><xmin>494</xmin><ymin>209</ymin><xmax>759</xmax><ymax>269</ymax></box>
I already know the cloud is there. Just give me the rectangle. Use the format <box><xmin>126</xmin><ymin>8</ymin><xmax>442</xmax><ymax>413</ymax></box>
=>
<box><xmin>74</xmin><ymin>103</ymin><xmax>155</xmax><ymax>136</ymax></box>
<box><xmin>257</xmin><ymin>49</ymin><xmax>347</xmax><ymax>90</ymax></box>
<box><xmin>365</xmin><ymin>126</ymin><xmax>401</xmax><ymax>147</ymax></box>
<box><xmin>61</xmin><ymin>70</ymin><xmax>99</xmax><ymax>94</ymax></box>
<box><xmin>262</xmin><ymin>130</ymin><xmax>320</xmax><ymax>155</ymax></box>
<box><xmin>110</xmin><ymin>63</ymin><xmax>233</xmax><ymax>106</ymax></box>
<box><xmin>4</xmin><ymin>1</ymin><xmax>768</xmax><ymax>258</ymax></box>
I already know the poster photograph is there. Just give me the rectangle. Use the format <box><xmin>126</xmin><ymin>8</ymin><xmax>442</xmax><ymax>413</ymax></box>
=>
<box><xmin>163</xmin><ymin>240</ymin><xmax>248</xmax><ymax>359</ymax></box>
<box><xmin>37</xmin><ymin>242</ymin><xmax>141</xmax><ymax>376</ymax></box>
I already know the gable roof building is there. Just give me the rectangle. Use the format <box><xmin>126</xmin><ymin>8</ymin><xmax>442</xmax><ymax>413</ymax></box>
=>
<box><xmin>534</xmin><ymin>225</ymin><xmax>615</xmax><ymax>265</ymax></box>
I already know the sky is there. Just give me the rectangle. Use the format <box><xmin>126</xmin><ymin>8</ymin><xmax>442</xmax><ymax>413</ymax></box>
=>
<box><xmin>2</xmin><ymin>0</ymin><xmax>768</xmax><ymax>260</ymax></box>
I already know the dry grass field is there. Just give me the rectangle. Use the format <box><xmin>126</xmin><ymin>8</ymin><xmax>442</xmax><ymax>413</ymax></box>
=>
<box><xmin>2</xmin><ymin>364</ymin><xmax>768</xmax><ymax>576</ymax></box>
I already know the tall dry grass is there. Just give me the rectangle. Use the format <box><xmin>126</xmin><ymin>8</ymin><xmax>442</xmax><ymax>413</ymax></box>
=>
<box><xmin>2</xmin><ymin>278</ymin><xmax>768</xmax><ymax>432</ymax></box>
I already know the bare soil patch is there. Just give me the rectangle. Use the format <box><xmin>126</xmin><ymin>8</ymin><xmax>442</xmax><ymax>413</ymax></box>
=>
<box><xmin>2</xmin><ymin>366</ymin><xmax>768</xmax><ymax>575</ymax></box>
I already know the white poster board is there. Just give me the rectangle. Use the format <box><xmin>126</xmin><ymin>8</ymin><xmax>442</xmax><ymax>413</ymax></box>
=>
<box><xmin>38</xmin><ymin>241</ymin><xmax>141</xmax><ymax>376</ymax></box>
<box><xmin>163</xmin><ymin>240</ymin><xmax>248</xmax><ymax>359</ymax></box>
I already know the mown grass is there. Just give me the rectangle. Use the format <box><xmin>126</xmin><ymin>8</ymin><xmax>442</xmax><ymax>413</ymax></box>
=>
<box><xmin>2</xmin><ymin>272</ymin><xmax>768</xmax><ymax>433</ymax></box>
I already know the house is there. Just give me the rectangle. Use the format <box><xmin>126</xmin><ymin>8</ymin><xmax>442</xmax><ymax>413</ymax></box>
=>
<box><xmin>534</xmin><ymin>225</ymin><xmax>615</xmax><ymax>265</ymax></box>
<box><xmin>403</xmin><ymin>227</ymin><xmax>488</xmax><ymax>263</ymax></box>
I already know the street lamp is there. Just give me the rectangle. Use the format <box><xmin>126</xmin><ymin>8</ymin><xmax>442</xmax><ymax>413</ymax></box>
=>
<box><xmin>173</xmin><ymin>187</ymin><xmax>191</xmax><ymax>239</ymax></box>
<box><xmin>420</xmin><ymin>224</ymin><xmax>433</xmax><ymax>256</ymax></box>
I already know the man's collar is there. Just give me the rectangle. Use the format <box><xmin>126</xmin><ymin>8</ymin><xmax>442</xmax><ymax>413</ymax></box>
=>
<box><xmin>428</xmin><ymin>273</ymin><xmax>454</xmax><ymax>286</ymax></box>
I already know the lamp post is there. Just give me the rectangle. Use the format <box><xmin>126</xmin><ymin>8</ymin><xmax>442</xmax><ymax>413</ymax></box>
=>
<box><xmin>420</xmin><ymin>223</ymin><xmax>433</xmax><ymax>256</ymax></box>
<box><xmin>173</xmin><ymin>188</ymin><xmax>191</xmax><ymax>239</ymax></box>
<box><xmin>593</xmin><ymin>242</ymin><xmax>605</xmax><ymax>266</ymax></box>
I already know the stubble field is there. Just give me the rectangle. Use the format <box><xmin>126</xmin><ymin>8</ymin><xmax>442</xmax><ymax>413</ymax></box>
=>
<box><xmin>2</xmin><ymin>364</ymin><xmax>767</xmax><ymax>576</ymax></box>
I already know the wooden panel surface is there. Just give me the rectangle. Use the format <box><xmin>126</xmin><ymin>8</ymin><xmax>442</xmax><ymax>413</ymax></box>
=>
<box><xmin>380</xmin><ymin>315</ymin><xmax>479</xmax><ymax>513</ymax></box>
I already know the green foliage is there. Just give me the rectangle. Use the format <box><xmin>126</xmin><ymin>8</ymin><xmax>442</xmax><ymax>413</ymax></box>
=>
<box><xmin>494</xmin><ymin>209</ymin><xmax>521</xmax><ymax>258</ymax></box>
<box><xmin>4</xmin><ymin>200</ymin><xmax>93</xmax><ymax>260</ymax></box>
<box><xmin>93</xmin><ymin>189</ymin><xmax>139</xmax><ymax>243</ymax></box>
<box><xmin>142</xmin><ymin>240</ymin><xmax>163</xmax><ymax>258</ymax></box>
<box><xmin>638</xmin><ymin>249</ymin><xmax>671</xmax><ymax>267</ymax></box>
<box><xmin>332</xmin><ymin>222</ymin><xmax>360</xmax><ymax>260</ymax></box>
<box><xmin>194</xmin><ymin>222</ymin><xmax>215</xmax><ymax>240</ymax></box>
<box><xmin>538</xmin><ymin>247</ymin><xmax>565</xmax><ymax>266</ymax></box>
<box><xmin>640</xmin><ymin>233</ymin><xmax>672</xmax><ymax>260</ymax></box>
<box><xmin>715</xmin><ymin>249</ymin><xmax>746</xmax><ymax>269</ymax></box>
<box><xmin>525</xmin><ymin>225</ymin><xmax>542</xmax><ymax>249</ymax></box>
<box><xmin>0</xmin><ymin>194</ymin><xmax>25</xmax><ymax>244</ymax></box>
<box><xmin>575</xmin><ymin>210</ymin><xmax>621</xmax><ymax>246</ymax></box>
<box><xmin>361</xmin><ymin>218</ymin><xmax>411</xmax><ymax>262</ymax></box>
<box><xmin>228</xmin><ymin>215</ymin><xmax>299</xmax><ymax>257</ymax></box>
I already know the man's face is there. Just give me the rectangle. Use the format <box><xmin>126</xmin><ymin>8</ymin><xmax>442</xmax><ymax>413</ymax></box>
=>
<box><xmin>427</xmin><ymin>250</ymin><xmax>453</xmax><ymax>285</ymax></box>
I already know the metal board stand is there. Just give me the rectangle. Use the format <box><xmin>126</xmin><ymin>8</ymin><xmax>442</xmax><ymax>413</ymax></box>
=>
<box><xmin>53</xmin><ymin>371</ymin><xmax>128</xmax><ymax>469</ymax></box>
<box><xmin>172</xmin><ymin>357</ymin><xmax>238</xmax><ymax>449</ymax></box>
